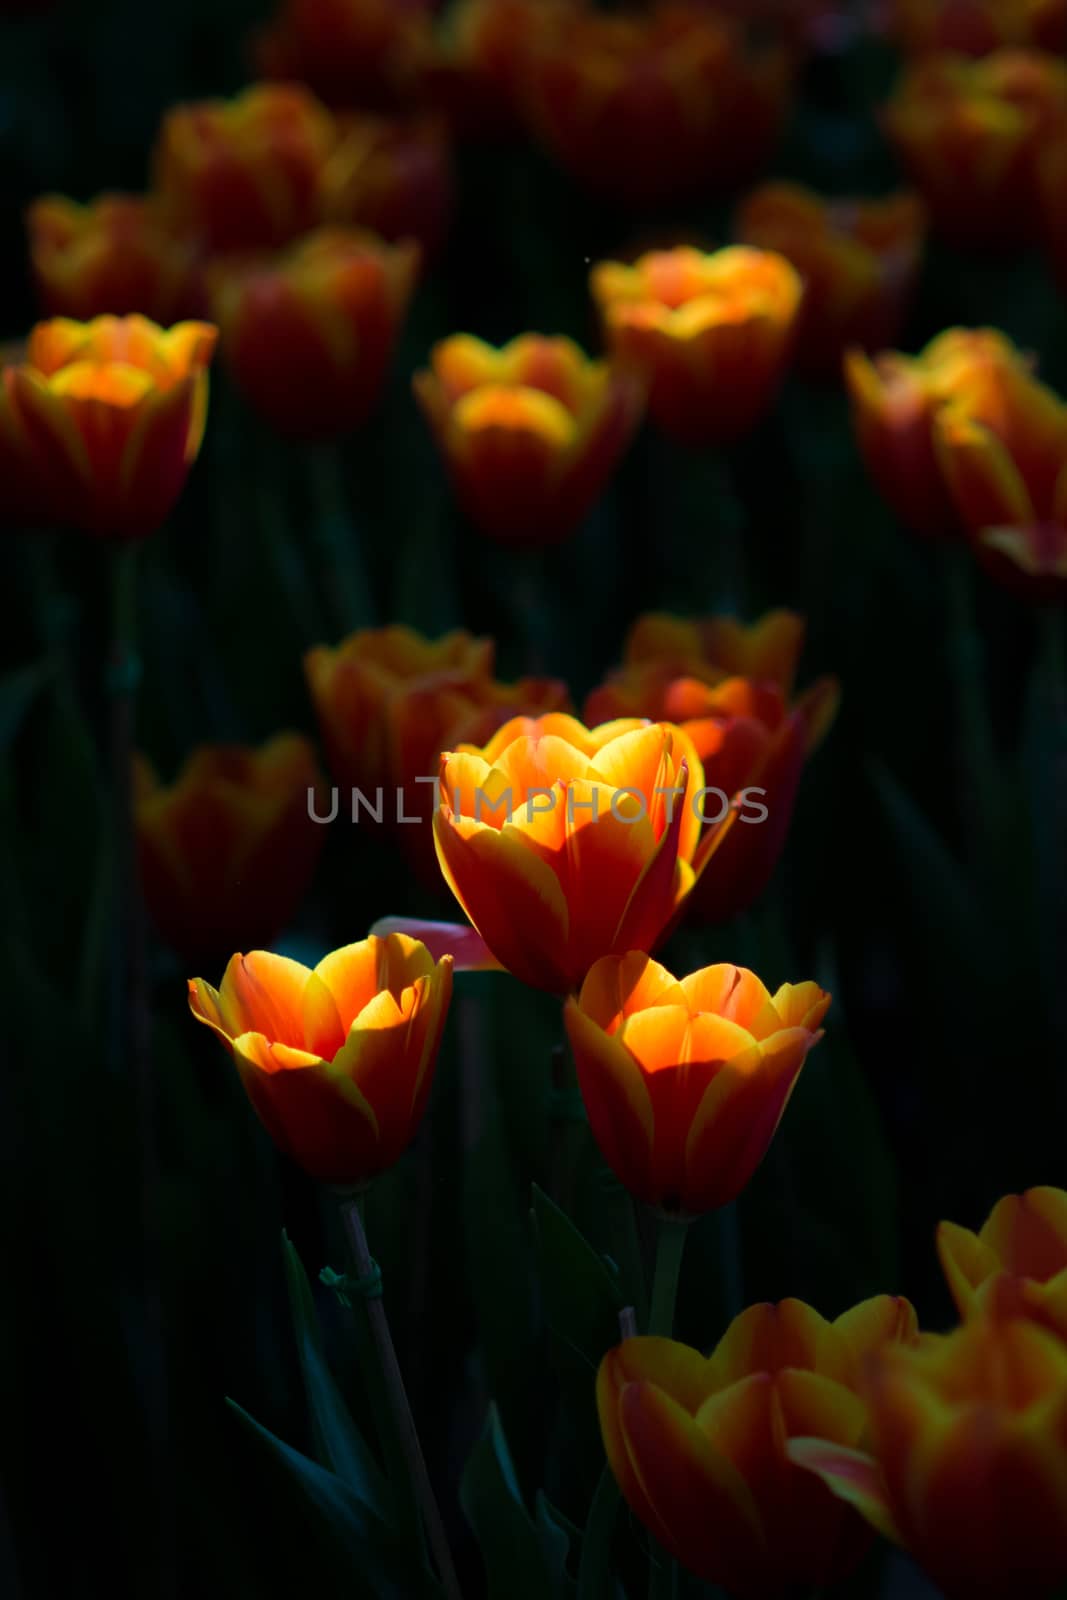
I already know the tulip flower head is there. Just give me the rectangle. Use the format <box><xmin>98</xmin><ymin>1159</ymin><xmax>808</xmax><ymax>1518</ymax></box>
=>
<box><xmin>421</xmin><ymin>0</ymin><xmax>573</xmax><ymax>139</ymax></box>
<box><xmin>522</xmin><ymin>3</ymin><xmax>792</xmax><ymax>205</ymax></box>
<box><xmin>434</xmin><ymin>715</ymin><xmax>717</xmax><ymax>992</ymax></box>
<box><xmin>591</xmin><ymin>246</ymin><xmax>802</xmax><ymax>446</ymax></box>
<box><xmin>210</xmin><ymin>227</ymin><xmax>418</xmax><ymax>439</ymax></box>
<box><xmin>883</xmin><ymin>49</ymin><xmax>1067</xmax><ymax>247</ymax></box>
<box><xmin>599</xmin><ymin>1295</ymin><xmax>917</xmax><ymax>1596</ymax></box>
<box><xmin>318</xmin><ymin>113</ymin><xmax>454</xmax><ymax>259</ymax></box>
<box><xmin>793</xmin><ymin>1316</ymin><xmax>1067</xmax><ymax>1599</ymax></box>
<box><xmin>844</xmin><ymin>325</ymin><xmax>1030</xmax><ymax>538</ymax></box>
<box><xmin>0</xmin><ymin>314</ymin><xmax>216</xmax><ymax>538</ymax></box>
<box><xmin>135</xmin><ymin>735</ymin><xmax>325</xmax><ymax>967</ymax></box>
<box><xmin>155</xmin><ymin>84</ymin><xmax>337</xmax><ymax>252</ymax></box>
<box><xmin>414</xmin><ymin>334</ymin><xmax>642</xmax><ymax>546</ymax></box>
<box><xmin>887</xmin><ymin>0</ymin><xmax>1067</xmax><ymax>55</ymax></box>
<box><xmin>252</xmin><ymin>0</ymin><xmax>432</xmax><ymax>109</ymax></box>
<box><xmin>565</xmin><ymin>950</ymin><xmax>829</xmax><ymax>1213</ymax></box>
<box><xmin>189</xmin><ymin>933</ymin><xmax>453</xmax><ymax>1183</ymax></box>
<box><xmin>938</xmin><ymin>1185</ymin><xmax>1067</xmax><ymax>1335</ymax></box>
<box><xmin>736</xmin><ymin>183</ymin><xmax>926</xmax><ymax>377</ymax></box>
<box><xmin>623</xmin><ymin>607</ymin><xmax>808</xmax><ymax>697</ymax></box>
<box><xmin>26</xmin><ymin>193</ymin><xmax>202</xmax><ymax>324</ymax></box>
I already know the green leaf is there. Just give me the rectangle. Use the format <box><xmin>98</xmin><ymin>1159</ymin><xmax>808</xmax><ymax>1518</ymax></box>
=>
<box><xmin>280</xmin><ymin>1232</ymin><xmax>391</xmax><ymax>1519</ymax></box>
<box><xmin>460</xmin><ymin>1405</ymin><xmax>557</xmax><ymax>1600</ymax></box>
<box><xmin>530</xmin><ymin>1184</ymin><xmax>624</xmax><ymax>1373</ymax></box>
<box><xmin>536</xmin><ymin>1493</ymin><xmax>579</xmax><ymax>1596</ymax></box>
<box><xmin>226</xmin><ymin>1400</ymin><xmax>435</xmax><ymax>1600</ymax></box>
<box><xmin>0</xmin><ymin>659</ymin><xmax>53</xmax><ymax>751</ymax></box>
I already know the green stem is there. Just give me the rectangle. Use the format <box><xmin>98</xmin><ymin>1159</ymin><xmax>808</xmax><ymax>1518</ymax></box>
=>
<box><xmin>717</xmin><ymin>1203</ymin><xmax>743</xmax><ymax>1326</ymax></box>
<box><xmin>1040</xmin><ymin>605</ymin><xmax>1067</xmax><ymax>726</ymax></box>
<box><xmin>941</xmin><ymin>543</ymin><xmax>1000</xmax><ymax>846</ymax></box>
<box><xmin>647</xmin><ymin>1214</ymin><xmax>689</xmax><ymax>1338</ymax></box>
<box><xmin>576</xmin><ymin>1464</ymin><xmax>620</xmax><ymax>1600</ymax></box>
<box><xmin>308</xmin><ymin>442</ymin><xmax>372</xmax><ymax>635</ymax></box>
<box><xmin>334</xmin><ymin>1189</ymin><xmax>462</xmax><ymax>1600</ymax></box>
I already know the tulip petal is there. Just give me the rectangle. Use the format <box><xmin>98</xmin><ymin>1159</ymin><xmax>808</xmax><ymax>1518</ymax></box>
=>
<box><xmin>565</xmin><ymin>998</ymin><xmax>656</xmax><ymax>1202</ymax></box>
<box><xmin>786</xmin><ymin>1439</ymin><xmax>899</xmax><ymax>1544</ymax></box>
<box><xmin>368</xmin><ymin>916</ymin><xmax>504</xmax><ymax>973</ymax></box>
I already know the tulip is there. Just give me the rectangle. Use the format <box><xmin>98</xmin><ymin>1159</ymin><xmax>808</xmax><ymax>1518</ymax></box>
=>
<box><xmin>622</xmin><ymin>607</ymin><xmax>807</xmax><ymax>696</ymax></box>
<box><xmin>565</xmin><ymin>951</ymin><xmax>828</xmax><ymax>1212</ymax></box>
<box><xmin>414</xmin><ymin>334</ymin><xmax>642</xmax><ymax>546</ymax></box>
<box><xmin>318</xmin><ymin>113</ymin><xmax>454</xmax><ymax>260</ymax></box>
<box><xmin>883</xmin><ymin>50</ymin><xmax>1067</xmax><ymax>247</ymax></box>
<box><xmin>735</xmin><ymin>183</ymin><xmax>926</xmax><ymax>377</ymax></box>
<box><xmin>1037</xmin><ymin>133</ymin><xmax>1067</xmax><ymax>292</ymax></box>
<box><xmin>598</xmin><ymin>1295</ymin><xmax>917</xmax><ymax>1596</ymax></box>
<box><xmin>938</xmin><ymin>1186</ymin><xmax>1067</xmax><ymax>1336</ymax></box>
<box><xmin>434</xmin><ymin>715</ymin><xmax>718</xmax><ymax>993</ymax></box>
<box><xmin>844</xmin><ymin>326</ymin><xmax>1029</xmax><ymax>538</ymax></box>
<box><xmin>135</xmin><ymin>736</ymin><xmax>325</xmax><ymax>967</ymax></box>
<box><xmin>26</xmin><ymin>193</ymin><xmax>202</xmax><ymax>324</ymax></box>
<box><xmin>305</xmin><ymin>623</ymin><xmax>569</xmax><ymax>880</ymax></box>
<box><xmin>590</xmin><ymin>245</ymin><xmax>802</xmax><ymax>447</ymax></box>
<box><xmin>0</xmin><ymin>314</ymin><xmax>216</xmax><ymax>538</ymax></box>
<box><xmin>252</xmin><ymin>0</ymin><xmax>431</xmax><ymax>109</ymax></box>
<box><xmin>154</xmin><ymin>84</ymin><xmax>336</xmax><ymax>252</ymax></box>
<box><xmin>521</xmin><ymin>3</ymin><xmax>791</xmax><ymax>206</ymax></box>
<box><xmin>188</xmin><ymin>933</ymin><xmax>453</xmax><ymax>1183</ymax></box>
<box><xmin>585</xmin><ymin>670</ymin><xmax>838</xmax><ymax>924</ymax></box>
<box><xmin>887</xmin><ymin>0</ymin><xmax>1067</xmax><ymax>55</ymax></box>
<box><xmin>934</xmin><ymin>356</ymin><xmax>1067</xmax><ymax>597</ymax></box>
<box><xmin>421</xmin><ymin>0</ymin><xmax>573</xmax><ymax>139</ymax></box>
<box><xmin>209</xmin><ymin>227</ymin><xmax>418</xmax><ymax>439</ymax></box>
<box><xmin>792</xmin><ymin>1316</ymin><xmax>1067</xmax><ymax>1600</ymax></box>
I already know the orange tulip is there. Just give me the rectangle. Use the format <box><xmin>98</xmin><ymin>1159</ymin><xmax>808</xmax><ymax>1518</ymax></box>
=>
<box><xmin>938</xmin><ymin>1186</ymin><xmax>1067</xmax><ymax>1336</ymax></box>
<box><xmin>599</xmin><ymin>1297</ymin><xmax>918</xmax><ymax>1596</ymax></box>
<box><xmin>414</xmin><ymin>334</ymin><xmax>642</xmax><ymax>546</ymax></box>
<box><xmin>622</xmin><ymin>607</ymin><xmax>807</xmax><ymax>696</ymax></box>
<box><xmin>0</xmin><ymin>314</ymin><xmax>216</xmax><ymax>538</ymax></box>
<box><xmin>883</xmin><ymin>50</ymin><xmax>1067</xmax><ymax>247</ymax></box>
<box><xmin>304</xmin><ymin>623</ymin><xmax>569</xmax><ymax>879</ymax></box>
<box><xmin>209</xmin><ymin>227</ymin><xmax>418</xmax><ymax>439</ymax></box>
<box><xmin>565</xmin><ymin>951</ymin><xmax>828</xmax><ymax>1212</ymax></box>
<box><xmin>434</xmin><ymin>714</ymin><xmax>720</xmax><ymax>993</ymax></box>
<box><xmin>154</xmin><ymin>84</ymin><xmax>336</xmax><ymax>252</ymax></box>
<box><xmin>792</xmin><ymin>1317</ymin><xmax>1067</xmax><ymax>1600</ymax></box>
<box><xmin>521</xmin><ymin>3</ymin><xmax>791</xmax><ymax>205</ymax></box>
<box><xmin>934</xmin><ymin>354</ymin><xmax>1067</xmax><ymax>597</ymax></box>
<box><xmin>318</xmin><ymin>113</ymin><xmax>454</xmax><ymax>260</ymax></box>
<box><xmin>252</xmin><ymin>0</ymin><xmax>431</xmax><ymax>109</ymax></box>
<box><xmin>135</xmin><ymin>736</ymin><xmax>325</xmax><ymax>966</ymax></box>
<box><xmin>26</xmin><ymin>193</ymin><xmax>202</xmax><ymax>324</ymax></box>
<box><xmin>590</xmin><ymin>246</ymin><xmax>801</xmax><ymax>447</ymax></box>
<box><xmin>735</xmin><ymin>184</ymin><xmax>926</xmax><ymax>378</ymax></box>
<box><xmin>844</xmin><ymin>326</ymin><xmax>1029</xmax><ymax>538</ymax></box>
<box><xmin>189</xmin><ymin>933</ymin><xmax>453</xmax><ymax>1184</ymax></box>
<box><xmin>585</xmin><ymin>670</ymin><xmax>838</xmax><ymax>924</ymax></box>
<box><xmin>887</xmin><ymin>0</ymin><xmax>1067</xmax><ymax>55</ymax></box>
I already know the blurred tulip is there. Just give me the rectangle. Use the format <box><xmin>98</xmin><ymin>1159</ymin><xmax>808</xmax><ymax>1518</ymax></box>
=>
<box><xmin>935</xmin><ymin>355</ymin><xmax>1067</xmax><ymax>598</ymax></box>
<box><xmin>622</xmin><ymin>607</ymin><xmax>807</xmax><ymax>696</ymax></box>
<box><xmin>585</xmin><ymin>670</ymin><xmax>838</xmax><ymax>924</ymax></box>
<box><xmin>591</xmin><ymin>246</ymin><xmax>801</xmax><ymax>446</ymax></box>
<box><xmin>318</xmin><ymin>113</ymin><xmax>454</xmax><ymax>259</ymax></box>
<box><xmin>939</xmin><ymin>1186</ymin><xmax>1067</xmax><ymax>1334</ymax></box>
<box><xmin>135</xmin><ymin>736</ymin><xmax>325</xmax><ymax>966</ymax></box>
<box><xmin>414</xmin><ymin>334</ymin><xmax>642</xmax><ymax>545</ymax></box>
<box><xmin>0</xmin><ymin>314</ymin><xmax>216</xmax><ymax>538</ymax></box>
<box><xmin>887</xmin><ymin>0</ymin><xmax>1067</xmax><ymax>55</ymax></box>
<box><xmin>421</xmin><ymin>0</ymin><xmax>573</xmax><ymax>139</ymax></box>
<box><xmin>598</xmin><ymin>1296</ymin><xmax>918</xmax><ymax>1595</ymax></box>
<box><xmin>566</xmin><ymin>950</ymin><xmax>829</xmax><ymax>1212</ymax></box>
<box><xmin>884</xmin><ymin>50</ymin><xmax>1067</xmax><ymax>247</ymax></box>
<box><xmin>522</xmin><ymin>3</ymin><xmax>791</xmax><ymax>205</ymax></box>
<box><xmin>793</xmin><ymin>1316</ymin><xmax>1067</xmax><ymax>1600</ymax></box>
<box><xmin>209</xmin><ymin>227</ymin><xmax>418</xmax><ymax>439</ymax></box>
<box><xmin>434</xmin><ymin>714</ymin><xmax>719</xmax><ymax>992</ymax></box>
<box><xmin>844</xmin><ymin>326</ymin><xmax>1029</xmax><ymax>537</ymax></box>
<box><xmin>252</xmin><ymin>0</ymin><xmax>431</xmax><ymax>108</ymax></box>
<box><xmin>189</xmin><ymin>933</ymin><xmax>453</xmax><ymax>1183</ymax></box>
<box><xmin>155</xmin><ymin>84</ymin><xmax>336</xmax><ymax>253</ymax></box>
<box><xmin>26</xmin><ymin>193</ymin><xmax>202</xmax><ymax>324</ymax></box>
<box><xmin>304</xmin><ymin>623</ymin><xmax>569</xmax><ymax>879</ymax></box>
<box><xmin>736</xmin><ymin>183</ymin><xmax>925</xmax><ymax>377</ymax></box>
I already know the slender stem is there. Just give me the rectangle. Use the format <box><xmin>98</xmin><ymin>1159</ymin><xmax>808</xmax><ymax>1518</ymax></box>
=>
<box><xmin>647</xmin><ymin>1214</ymin><xmax>689</xmax><ymax>1338</ymax></box>
<box><xmin>334</xmin><ymin>1189</ymin><xmax>463</xmax><ymax>1600</ymax></box>
<box><xmin>308</xmin><ymin>441</ymin><xmax>372</xmax><ymax>635</ymax></box>
<box><xmin>941</xmin><ymin>543</ymin><xmax>1000</xmax><ymax>846</ymax></box>
<box><xmin>576</xmin><ymin>1464</ymin><xmax>620</xmax><ymax>1600</ymax></box>
<box><xmin>717</xmin><ymin>1202</ymin><xmax>743</xmax><ymax>1326</ymax></box>
<box><xmin>1040</xmin><ymin>604</ymin><xmax>1067</xmax><ymax>725</ymax></box>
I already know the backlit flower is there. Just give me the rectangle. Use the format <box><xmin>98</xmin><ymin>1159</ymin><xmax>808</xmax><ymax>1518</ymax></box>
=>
<box><xmin>621</xmin><ymin>608</ymin><xmax>807</xmax><ymax>697</ymax></box>
<box><xmin>938</xmin><ymin>1186</ymin><xmax>1067</xmax><ymax>1336</ymax></box>
<box><xmin>887</xmin><ymin>0</ymin><xmax>1067</xmax><ymax>56</ymax></box>
<box><xmin>252</xmin><ymin>0</ymin><xmax>431</xmax><ymax>108</ymax></box>
<box><xmin>318</xmin><ymin>113</ymin><xmax>454</xmax><ymax>259</ymax></box>
<box><xmin>26</xmin><ymin>193</ymin><xmax>202</xmax><ymax>323</ymax></box>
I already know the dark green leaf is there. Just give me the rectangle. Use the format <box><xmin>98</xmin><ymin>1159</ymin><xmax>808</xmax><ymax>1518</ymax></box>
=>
<box><xmin>460</xmin><ymin>1406</ymin><xmax>557</xmax><ymax>1600</ymax></box>
<box><xmin>530</xmin><ymin>1184</ymin><xmax>624</xmax><ymax>1372</ymax></box>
